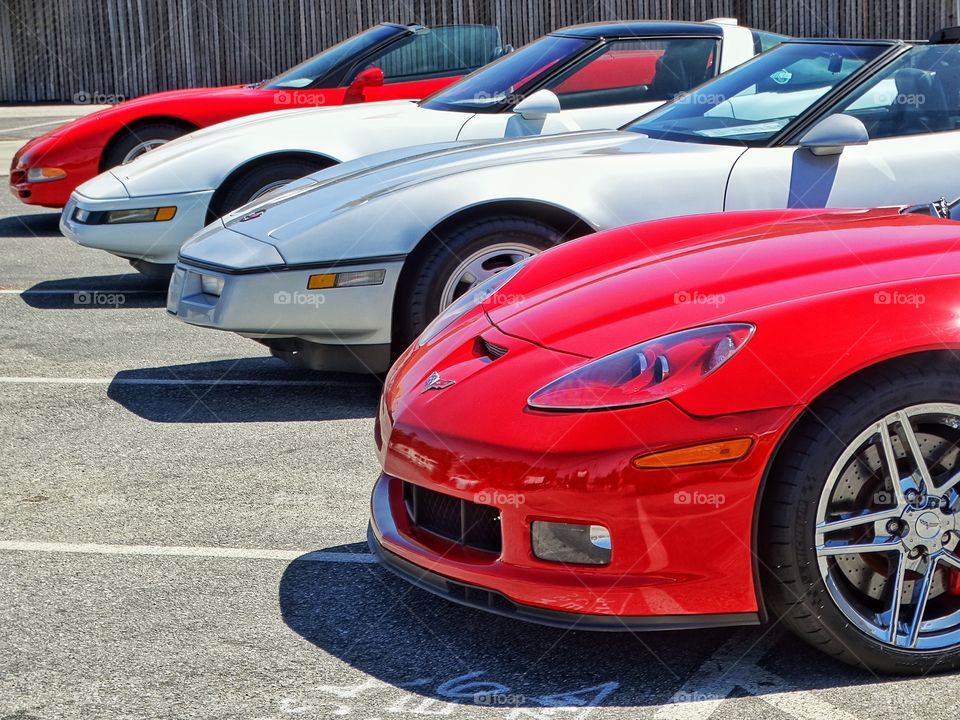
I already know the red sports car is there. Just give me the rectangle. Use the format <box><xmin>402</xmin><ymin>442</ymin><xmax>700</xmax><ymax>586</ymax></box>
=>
<box><xmin>369</xmin><ymin>199</ymin><xmax>960</xmax><ymax>674</ymax></box>
<box><xmin>9</xmin><ymin>23</ymin><xmax>504</xmax><ymax>208</ymax></box>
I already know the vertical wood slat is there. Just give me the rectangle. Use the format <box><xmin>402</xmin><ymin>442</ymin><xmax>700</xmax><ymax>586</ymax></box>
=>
<box><xmin>0</xmin><ymin>0</ymin><xmax>955</xmax><ymax>102</ymax></box>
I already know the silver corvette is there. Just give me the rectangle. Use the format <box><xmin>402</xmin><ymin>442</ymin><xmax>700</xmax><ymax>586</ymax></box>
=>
<box><xmin>169</xmin><ymin>35</ymin><xmax>960</xmax><ymax>373</ymax></box>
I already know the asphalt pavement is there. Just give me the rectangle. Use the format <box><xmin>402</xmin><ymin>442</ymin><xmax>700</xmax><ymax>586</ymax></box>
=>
<box><xmin>0</xmin><ymin>109</ymin><xmax>955</xmax><ymax>720</ymax></box>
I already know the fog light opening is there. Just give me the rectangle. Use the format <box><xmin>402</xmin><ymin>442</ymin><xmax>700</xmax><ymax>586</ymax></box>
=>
<box><xmin>200</xmin><ymin>274</ymin><xmax>224</xmax><ymax>297</ymax></box>
<box><xmin>531</xmin><ymin>520</ymin><xmax>612</xmax><ymax>565</ymax></box>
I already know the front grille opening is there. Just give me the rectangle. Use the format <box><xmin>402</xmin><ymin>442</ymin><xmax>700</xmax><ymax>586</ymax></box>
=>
<box><xmin>403</xmin><ymin>481</ymin><xmax>502</xmax><ymax>553</ymax></box>
<box><xmin>474</xmin><ymin>335</ymin><xmax>508</xmax><ymax>361</ymax></box>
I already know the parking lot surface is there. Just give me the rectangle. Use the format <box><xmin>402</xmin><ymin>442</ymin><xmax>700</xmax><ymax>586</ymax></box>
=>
<box><xmin>0</xmin><ymin>111</ymin><xmax>956</xmax><ymax>720</ymax></box>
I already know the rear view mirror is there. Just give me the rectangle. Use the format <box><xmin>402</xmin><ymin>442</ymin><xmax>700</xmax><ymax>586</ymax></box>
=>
<box><xmin>512</xmin><ymin>89</ymin><xmax>561</xmax><ymax>119</ymax></box>
<box><xmin>798</xmin><ymin>113</ymin><xmax>869</xmax><ymax>156</ymax></box>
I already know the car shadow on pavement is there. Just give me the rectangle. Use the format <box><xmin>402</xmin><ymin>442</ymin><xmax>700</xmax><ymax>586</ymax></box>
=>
<box><xmin>0</xmin><ymin>211</ymin><xmax>61</xmax><ymax>238</ymax></box>
<box><xmin>21</xmin><ymin>273</ymin><xmax>168</xmax><ymax>309</ymax></box>
<box><xmin>108</xmin><ymin>358</ymin><xmax>380</xmax><ymax>423</ymax></box>
<box><xmin>278</xmin><ymin>544</ymin><xmax>898</xmax><ymax>714</ymax></box>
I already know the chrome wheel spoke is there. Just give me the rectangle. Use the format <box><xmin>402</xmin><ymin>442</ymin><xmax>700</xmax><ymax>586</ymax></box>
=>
<box><xmin>816</xmin><ymin>537</ymin><xmax>900</xmax><ymax>557</ymax></box>
<box><xmin>906</xmin><ymin>555</ymin><xmax>940</xmax><ymax>648</ymax></box>
<box><xmin>878</xmin><ymin>418</ymin><xmax>912</xmax><ymax>506</ymax></box>
<box><xmin>886</xmin><ymin>550</ymin><xmax>908</xmax><ymax>645</ymax></box>
<box><xmin>817</xmin><ymin>507</ymin><xmax>901</xmax><ymax>534</ymax></box>
<box><xmin>895</xmin><ymin>412</ymin><xmax>934</xmax><ymax>493</ymax></box>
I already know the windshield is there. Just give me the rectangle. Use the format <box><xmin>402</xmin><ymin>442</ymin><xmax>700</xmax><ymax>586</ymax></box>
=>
<box><xmin>264</xmin><ymin>25</ymin><xmax>400</xmax><ymax>89</ymax></box>
<box><xmin>421</xmin><ymin>34</ymin><xmax>590</xmax><ymax>112</ymax></box>
<box><xmin>626</xmin><ymin>42</ymin><xmax>890</xmax><ymax>145</ymax></box>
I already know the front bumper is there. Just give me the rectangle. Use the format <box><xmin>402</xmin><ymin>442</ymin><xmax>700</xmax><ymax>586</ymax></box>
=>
<box><xmin>169</xmin><ymin>257</ymin><xmax>405</xmax><ymax>372</ymax></box>
<box><xmin>61</xmin><ymin>186</ymin><xmax>214</xmax><ymax>265</ymax></box>
<box><xmin>370</xmin><ymin>317</ymin><xmax>801</xmax><ymax>623</ymax></box>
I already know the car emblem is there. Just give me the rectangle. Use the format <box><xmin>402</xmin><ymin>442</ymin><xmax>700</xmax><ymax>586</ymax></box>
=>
<box><xmin>239</xmin><ymin>210</ymin><xmax>265</xmax><ymax>222</ymax></box>
<box><xmin>422</xmin><ymin>371</ymin><xmax>455</xmax><ymax>393</ymax></box>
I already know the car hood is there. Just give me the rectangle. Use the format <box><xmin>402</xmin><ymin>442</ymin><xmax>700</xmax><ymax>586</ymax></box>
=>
<box><xmin>483</xmin><ymin>207</ymin><xmax>958</xmax><ymax>358</ymax></box>
<box><xmin>221</xmin><ymin>130</ymin><xmax>733</xmax><ymax>254</ymax></box>
<box><xmin>108</xmin><ymin>100</ymin><xmax>448</xmax><ymax>195</ymax></box>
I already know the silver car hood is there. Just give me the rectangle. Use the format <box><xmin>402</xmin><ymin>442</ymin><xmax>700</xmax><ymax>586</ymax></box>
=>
<box><xmin>221</xmin><ymin>130</ymin><xmax>708</xmax><ymax>247</ymax></box>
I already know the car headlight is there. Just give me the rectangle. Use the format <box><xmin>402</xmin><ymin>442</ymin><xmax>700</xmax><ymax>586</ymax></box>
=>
<box><xmin>105</xmin><ymin>207</ymin><xmax>177</xmax><ymax>224</ymax></box>
<box><xmin>26</xmin><ymin>167</ymin><xmax>67</xmax><ymax>182</ymax></box>
<box><xmin>528</xmin><ymin>323</ymin><xmax>754</xmax><ymax>411</ymax></box>
<box><xmin>418</xmin><ymin>259</ymin><xmax>530</xmax><ymax>347</ymax></box>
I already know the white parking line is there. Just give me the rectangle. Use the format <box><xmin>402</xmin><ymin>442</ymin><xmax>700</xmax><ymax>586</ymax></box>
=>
<box><xmin>656</xmin><ymin>629</ymin><xmax>858</xmax><ymax>720</ymax></box>
<box><xmin>0</xmin><ymin>376</ymin><xmax>355</xmax><ymax>387</ymax></box>
<box><xmin>0</xmin><ymin>289</ymin><xmax>165</xmax><ymax>294</ymax></box>
<box><xmin>0</xmin><ymin>540</ymin><xmax>375</xmax><ymax>563</ymax></box>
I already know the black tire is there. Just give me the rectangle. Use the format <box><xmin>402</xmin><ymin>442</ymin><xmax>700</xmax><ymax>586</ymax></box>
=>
<box><xmin>760</xmin><ymin>355</ymin><xmax>960</xmax><ymax>674</ymax></box>
<box><xmin>102</xmin><ymin>123</ymin><xmax>188</xmax><ymax>169</ymax></box>
<box><xmin>397</xmin><ymin>216</ymin><xmax>563</xmax><ymax>349</ymax></box>
<box><xmin>213</xmin><ymin>159</ymin><xmax>331</xmax><ymax>218</ymax></box>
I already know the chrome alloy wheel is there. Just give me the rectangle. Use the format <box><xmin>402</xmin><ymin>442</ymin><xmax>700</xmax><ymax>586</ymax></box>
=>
<box><xmin>121</xmin><ymin>138</ymin><xmax>170</xmax><ymax>164</ymax></box>
<box><xmin>439</xmin><ymin>243</ymin><xmax>539</xmax><ymax>310</ymax></box>
<box><xmin>816</xmin><ymin>403</ymin><xmax>960</xmax><ymax>650</ymax></box>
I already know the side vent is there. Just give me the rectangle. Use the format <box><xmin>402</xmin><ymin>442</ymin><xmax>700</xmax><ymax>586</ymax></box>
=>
<box><xmin>475</xmin><ymin>335</ymin><xmax>508</xmax><ymax>361</ymax></box>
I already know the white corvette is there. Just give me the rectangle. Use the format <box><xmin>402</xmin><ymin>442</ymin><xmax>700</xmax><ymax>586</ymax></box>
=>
<box><xmin>168</xmin><ymin>35</ymin><xmax>960</xmax><ymax>374</ymax></box>
<box><xmin>60</xmin><ymin>19</ymin><xmax>773</xmax><ymax>274</ymax></box>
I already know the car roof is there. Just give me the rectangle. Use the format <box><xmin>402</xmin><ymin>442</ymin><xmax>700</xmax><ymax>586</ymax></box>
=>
<box><xmin>551</xmin><ymin>20</ymin><xmax>726</xmax><ymax>40</ymax></box>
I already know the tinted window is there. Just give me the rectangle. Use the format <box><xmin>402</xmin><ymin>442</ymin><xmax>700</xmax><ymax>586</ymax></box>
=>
<box><xmin>752</xmin><ymin>30</ymin><xmax>788</xmax><ymax>54</ymax></box>
<box><xmin>420</xmin><ymin>34</ymin><xmax>590</xmax><ymax>112</ymax></box>
<box><xmin>547</xmin><ymin>37</ymin><xmax>719</xmax><ymax>110</ymax></box>
<box><xmin>627</xmin><ymin>42</ymin><xmax>889</xmax><ymax>145</ymax></box>
<box><xmin>350</xmin><ymin>25</ymin><xmax>504</xmax><ymax>84</ymax></box>
<box><xmin>823</xmin><ymin>44</ymin><xmax>960</xmax><ymax>140</ymax></box>
<box><xmin>265</xmin><ymin>25</ymin><xmax>399</xmax><ymax>89</ymax></box>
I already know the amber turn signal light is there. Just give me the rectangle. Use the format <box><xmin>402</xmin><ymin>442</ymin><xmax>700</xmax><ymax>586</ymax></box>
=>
<box><xmin>632</xmin><ymin>438</ymin><xmax>753</xmax><ymax>469</ymax></box>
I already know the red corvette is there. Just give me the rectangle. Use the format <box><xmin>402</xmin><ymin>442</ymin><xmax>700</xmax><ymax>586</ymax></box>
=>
<box><xmin>369</xmin><ymin>199</ymin><xmax>960</xmax><ymax>674</ymax></box>
<box><xmin>9</xmin><ymin>23</ymin><xmax>504</xmax><ymax>208</ymax></box>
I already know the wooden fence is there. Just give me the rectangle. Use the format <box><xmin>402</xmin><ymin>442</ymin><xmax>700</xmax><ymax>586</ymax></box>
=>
<box><xmin>0</xmin><ymin>0</ymin><xmax>957</xmax><ymax>102</ymax></box>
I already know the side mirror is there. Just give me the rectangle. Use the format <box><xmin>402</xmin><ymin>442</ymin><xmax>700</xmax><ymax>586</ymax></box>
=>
<box><xmin>349</xmin><ymin>67</ymin><xmax>385</xmax><ymax>91</ymax></box>
<box><xmin>798</xmin><ymin>113</ymin><xmax>869</xmax><ymax>156</ymax></box>
<box><xmin>512</xmin><ymin>89</ymin><xmax>561</xmax><ymax>120</ymax></box>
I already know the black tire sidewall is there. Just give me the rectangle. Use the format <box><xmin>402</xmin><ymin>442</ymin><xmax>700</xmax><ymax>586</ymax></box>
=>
<box><xmin>216</xmin><ymin>160</ymin><xmax>326</xmax><ymax>216</ymax></box>
<box><xmin>400</xmin><ymin>216</ymin><xmax>563</xmax><ymax>347</ymax></box>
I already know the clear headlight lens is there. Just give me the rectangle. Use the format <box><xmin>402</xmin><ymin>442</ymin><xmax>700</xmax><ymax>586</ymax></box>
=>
<box><xmin>26</xmin><ymin>167</ymin><xmax>67</xmax><ymax>182</ymax></box>
<box><xmin>105</xmin><ymin>206</ymin><xmax>176</xmax><ymax>224</ymax></box>
<box><xmin>200</xmin><ymin>275</ymin><xmax>224</xmax><ymax>297</ymax></box>
<box><xmin>418</xmin><ymin>259</ymin><xmax>530</xmax><ymax>347</ymax></box>
<box><xmin>528</xmin><ymin>323</ymin><xmax>754</xmax><ymax>411</ymax></box>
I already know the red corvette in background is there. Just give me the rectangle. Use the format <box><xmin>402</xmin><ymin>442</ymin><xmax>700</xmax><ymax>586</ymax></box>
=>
<box><xmin>10</xmin><ymin>23</ymin><xmax>505</xmax><ymax>208</ymax></box>
<box><xmin>370</xmin><ymin>199</ymin><xmax>960</xmax><ymax>674</ymax></box>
